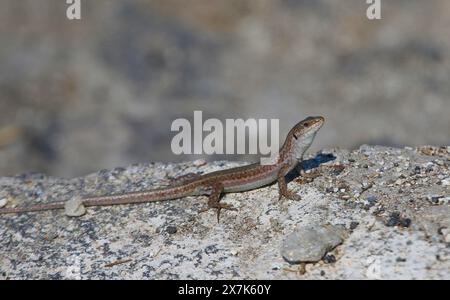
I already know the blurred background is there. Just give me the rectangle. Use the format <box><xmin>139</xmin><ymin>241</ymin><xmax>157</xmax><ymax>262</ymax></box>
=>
<box><xmin>0</xmin><ymin>0</ymin><xmax>448</xmax><ymax>177</ymax></box>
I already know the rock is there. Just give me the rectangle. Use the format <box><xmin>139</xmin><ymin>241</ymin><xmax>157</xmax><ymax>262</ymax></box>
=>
<box><xmin>441</xmin><ymin>178</ymin><xmax>450</xmax><ymax>186</ymax></box>
<box><xmin>0</xmin><ymin>197</ymin><xmax>7</xmax><ymax>208</ymax></box>
<box><xmin>441</xmin><ymin>228</ymin><xmax>450</xmax><ymax>243</ymax></box>
<box><xmin>1</xmin><ymin>145</ymin><xmax>449</xmax><ymax>279</ymax></box>
<box><xmin>64</xmin><ymin>196</ymin><xmax>86</xmax><ymax>217</ymax></box>
<box><xmin>281</xmin><ymin>224</ymin><xmax>346</xmax><ymax>264</ymax></box>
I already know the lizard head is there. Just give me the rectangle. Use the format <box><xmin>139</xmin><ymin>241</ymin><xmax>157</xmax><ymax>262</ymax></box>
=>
<box><xmin>292</xmin><ymin>116</ymin><xmax>324</xmax><ymax>138</ymax></box>
<box><xmin>287</xmin><ymin>116</ymin><xmax>325</xmax><ymax>159</ymax></box>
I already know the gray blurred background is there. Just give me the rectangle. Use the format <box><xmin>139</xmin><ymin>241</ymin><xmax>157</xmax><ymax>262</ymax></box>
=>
<box><xmin>0</xmin><ymin>0</ymin><xmax>448</xmax><ymax>177</ymax></box>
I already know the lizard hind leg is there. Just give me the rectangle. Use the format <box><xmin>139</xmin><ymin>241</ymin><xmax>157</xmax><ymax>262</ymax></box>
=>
<box><xmin>199</xmin><ymin>182</ymin><xmax>236</xmax><ymax>223</ymax></box>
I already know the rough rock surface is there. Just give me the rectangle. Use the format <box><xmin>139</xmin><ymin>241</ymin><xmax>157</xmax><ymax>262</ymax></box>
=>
<box><xmin>0</xmin><ymin>145</ymin><xmax>449</xmax><ymax>279</ymax></box>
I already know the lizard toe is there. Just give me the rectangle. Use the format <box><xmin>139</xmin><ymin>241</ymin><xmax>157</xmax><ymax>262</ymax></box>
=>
<box><xmin>279</xmin><ymin>191</ymin><xmax>302</xmax><ymax>201</ymax></box>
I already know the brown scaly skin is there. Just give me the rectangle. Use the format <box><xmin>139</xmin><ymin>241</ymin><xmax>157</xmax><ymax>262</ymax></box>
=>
<box><xmin>0</xmin><ymin>116</ymin><xmax>325</xmax><ymax>221</ymax></box>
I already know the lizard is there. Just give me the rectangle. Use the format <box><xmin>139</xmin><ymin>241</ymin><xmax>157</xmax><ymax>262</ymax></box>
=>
<box><xmin>0</xmin><ymin>116</ymin><xmax>325</xmax><ymax>221</ymax></box>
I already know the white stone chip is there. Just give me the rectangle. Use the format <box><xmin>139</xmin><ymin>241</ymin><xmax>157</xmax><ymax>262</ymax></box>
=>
<box><xmin>64</xmin><ymin>196</ymin><xmax>86</xmax><ymax>217</ymax></box>
<box><xmin>441</xmin><ymin>178</ymin><xmax>450</xmax><ymax>186</ymax></box>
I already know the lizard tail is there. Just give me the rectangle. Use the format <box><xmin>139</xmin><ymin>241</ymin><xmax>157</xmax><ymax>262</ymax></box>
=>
<box><xmin>80</xmin><ymin>184</ymin><xmax>197</xmax><ymax>207</ymax></box>
<box><xmin>0</xmin><ymin>202</ymin><xmax>65</xmax><ymax>214</ymax></box>
<box><xmin>0</xmin><ymin>184</ymin><xmax>198</xmax><ymax>214</ymax></box>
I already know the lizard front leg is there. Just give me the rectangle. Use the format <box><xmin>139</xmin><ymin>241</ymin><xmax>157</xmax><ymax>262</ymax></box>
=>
<box><xmin>278</xmin><ymin>164</ymin><xmax>302</xmax><ymax>201</ymax></box>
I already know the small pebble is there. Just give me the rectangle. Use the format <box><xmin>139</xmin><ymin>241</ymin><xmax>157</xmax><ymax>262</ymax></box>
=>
<box><xmin>230</xmin><ymin>249</ymin><xmax>238</xmax><ymax>256</ymax></box>
<box><xmin>64</xmin><ymin>197</ymin><xmax>86</xmax><ymax>217</ymax></box>
<box><xmin>323</xmin><ymin>254</ymin><xmax>336</xmax><ymax>264</ymax></box>
<box><xmin>395</xmin><ymin>179</ymin><xmax>403</xmax><ymax>185</ymax></box>
<box><xmin>385</xmin><ymin>212</ymin><xmax>411</xmax><ymax>228</ymax></box>
<box><xmin>439</xmin><ymin>196</ymin><xmax>450</xmax><ymax>205</ymax></box>
<box><xmin>429</xmin><ymin>196</ymin><xmax>442</xmax><ymax>204</ymax></box>
<box><xmin>366</xmin><ymin>195</ymin><xmax>377</xmax><ymax>204</ymax></box>
<box><xmin>400</xmin><ymin>218</ymin><xmax>412</xmax><ymax>228</ymax></box>
<box><xmin>362</xmin><ymin>181</ymin><xmax>371</xmax><ymax>188</ymax></box>
<box><xmin>112</xmin><ymin>167</ymin><xmax>126</xmax><ymax>174</ymax></box>
<box><xmin>349</xmin><ymin>221</ymin><xmax>359</xmax><ymax>230</ymax></box>
<box><xmin>0</xmin><ymin>198</ymin><xmax>8</xmax><ymax>208</ymax></box>
<box><xmin>166</xmin><ymin>226</ymin><xmax>177</xmax><ymax>234</ymax></box>
<box><xmin>413</xmin><ymin>166</ymin><xmax>421</xmax><ymax>174</ymax></box>
<box><xmin>386</xmin><ymin>212</ymin><xmax>401</xmax><ymax>227</ymax></box>
<box><xmin>434</xmin><ymin>159</ymin><xmax>444</xmax><ymax>166</ymax></box>
<box><xmin>444</xmin><ymin>234</ymin><xmax>450</xmax><ymax>244</ymax></box>
<box><xmin>193</xmin><ymin>159</ymin><xmax>207</xmax><ymax>167</ymax></box>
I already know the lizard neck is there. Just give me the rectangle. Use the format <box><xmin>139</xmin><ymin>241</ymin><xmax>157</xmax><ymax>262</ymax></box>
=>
<box><xmin>278</xmin><ymin>132</ymin><xmax>299</xmax><ymax>166</ymax></box>
<box><xmin>277</xmin><ymin>131</ymin><xmax>316</xmax><ymax>166</ymax></box>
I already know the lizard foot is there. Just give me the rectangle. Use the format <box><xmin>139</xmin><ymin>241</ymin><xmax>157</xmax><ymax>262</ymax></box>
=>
<box><xmin>278</xmin><ymin>190</ymin><xmax>302</xmax><ymax>201</ymax></box>
<box><xmin>295</xmin><ymin>169</ymin><xmax>321</xmax><ymax>184</ymax></box>
<box><xmin>199</xmin><ymin>202</ymin><xmax>237</xmax><ymax>223</ymax></box>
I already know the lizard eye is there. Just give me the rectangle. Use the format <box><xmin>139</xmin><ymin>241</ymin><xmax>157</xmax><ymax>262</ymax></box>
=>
<box><xmin>303</xmin><ymin>122</ymin><xmax>309</xmax><ymax>127</ymax></box>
